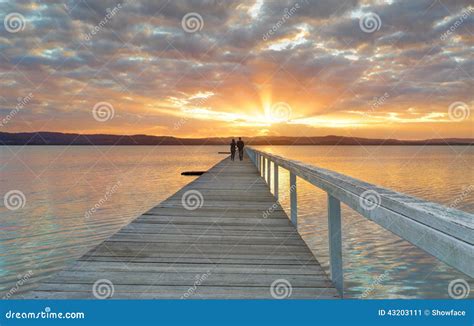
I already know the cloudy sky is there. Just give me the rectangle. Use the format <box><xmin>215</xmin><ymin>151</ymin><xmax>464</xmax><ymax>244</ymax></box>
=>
<box><xmin>0</xmin><ymin>0</ymin><xmax>472</xmax><ymax>139</ymax></box>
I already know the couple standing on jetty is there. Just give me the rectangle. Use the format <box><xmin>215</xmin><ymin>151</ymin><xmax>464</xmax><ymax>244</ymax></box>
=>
<box><xmin>230</xmin><ymin>137</ymin><xmax>244</xmax><ymax>161</ymax></box>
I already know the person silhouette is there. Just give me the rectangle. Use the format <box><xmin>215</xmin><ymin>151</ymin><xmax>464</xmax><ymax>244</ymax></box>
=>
<box><xmin>236</xmin><ymin>137</ymin><xmax>245</xmax><ymax>161</ymax></box>
<box><xmin>230</xmin><ymin>138</ymin><xmax>236</xmax><ymax>161</ymax></box>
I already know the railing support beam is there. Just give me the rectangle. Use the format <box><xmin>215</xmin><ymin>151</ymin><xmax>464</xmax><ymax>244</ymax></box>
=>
<box><xmin>328</xmin><ymin>194</ymin><xmax>343</xmax><ymax>296</ymax></box>
<box><xmin>267</xmin><ymin>158</ymin><xmax>271</xmax><ymax>187</ymax></box>
<box><xmin>247</xmin><ymin>147</ymin><xmax>474</xmax><ymax>282</ymax></box>
<box><xmin>274</xmin><ymin>164</ymin><xmax>279</xmax><ymax>200</ymax></box>
<box><xmin>290</xmin><ymin>172</ymin><xmax>297</xmax><ymax>227</ymax></box>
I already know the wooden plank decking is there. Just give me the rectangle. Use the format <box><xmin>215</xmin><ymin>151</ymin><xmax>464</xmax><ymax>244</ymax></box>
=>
<box><xmin>25</xmin><ymin>153</ymin><xmax>339</xmax><ymax>299</ymax></box>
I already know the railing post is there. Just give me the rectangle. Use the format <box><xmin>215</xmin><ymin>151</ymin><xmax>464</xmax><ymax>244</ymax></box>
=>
<box><xmin>273</xmin><ymin>164</ymin><xmax>279</xmax><ymax>200</ymax></box>
<box><xmin>267</xmin><ymin>159</ymin><xmax>271</xmax><ymax>187</ymax></box>
<box><xmin>262</xmin><ymin>156</ymin><xmax>266</xmax><ymax>178</ymax></box>
<box><xmin>327</xmin><ymin>194</ymin><xmax>343</xmax><ymax>297</ymax></box>
<box><xmin>290</xmin><ymin>172</ymin><xmax>297</xmax><ymax>227</ymax></box>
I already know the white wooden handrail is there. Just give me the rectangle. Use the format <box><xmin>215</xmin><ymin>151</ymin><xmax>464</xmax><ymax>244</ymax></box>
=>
<box><xmin>246</xmin><ymin>147</ymin><xmax>474</xmax><ymax>295</ymax></box>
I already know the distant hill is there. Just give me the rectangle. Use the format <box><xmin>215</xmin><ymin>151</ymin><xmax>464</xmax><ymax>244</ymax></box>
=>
<box><xmin>0</xmin><ymin>132</ymin><xmax>472</xmax><ymax>146</ymax></box>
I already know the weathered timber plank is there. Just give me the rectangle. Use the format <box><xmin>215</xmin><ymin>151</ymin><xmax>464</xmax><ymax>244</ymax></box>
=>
<box><xmin>23</xmin><ymin>153</ymin><xmax>338</xmax><ymax>299</ymax></box>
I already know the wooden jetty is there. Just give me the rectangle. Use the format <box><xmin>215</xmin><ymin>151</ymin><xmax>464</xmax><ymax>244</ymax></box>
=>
<box><xmin>23</xmin><ymin>147</ymin><xmax>473</xmax><ymax>299</ymax></box>
<box><xmin>24</xmin><ymin>152</ymin><xmax>339</xmax><ymax>299</ymax></box>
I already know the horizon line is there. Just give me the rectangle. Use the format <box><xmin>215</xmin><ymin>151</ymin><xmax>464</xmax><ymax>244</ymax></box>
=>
<box><xmin>1</xmin><ymin>130</ymin><xmax>473</xmax><ymax>142</ymax></box>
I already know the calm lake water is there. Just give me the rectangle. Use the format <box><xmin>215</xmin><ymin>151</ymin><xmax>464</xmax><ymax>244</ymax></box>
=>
<box><xmin>1</xmin><ymin>145</ymin><xmax>472</xmax><ymax>298</ymax></box>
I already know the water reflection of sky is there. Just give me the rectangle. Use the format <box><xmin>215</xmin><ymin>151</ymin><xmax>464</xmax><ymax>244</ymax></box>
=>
<box><xmin>1</xmin><ymin>145</ymin><xmax>472</xmax><ymax>298</ymax></box>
